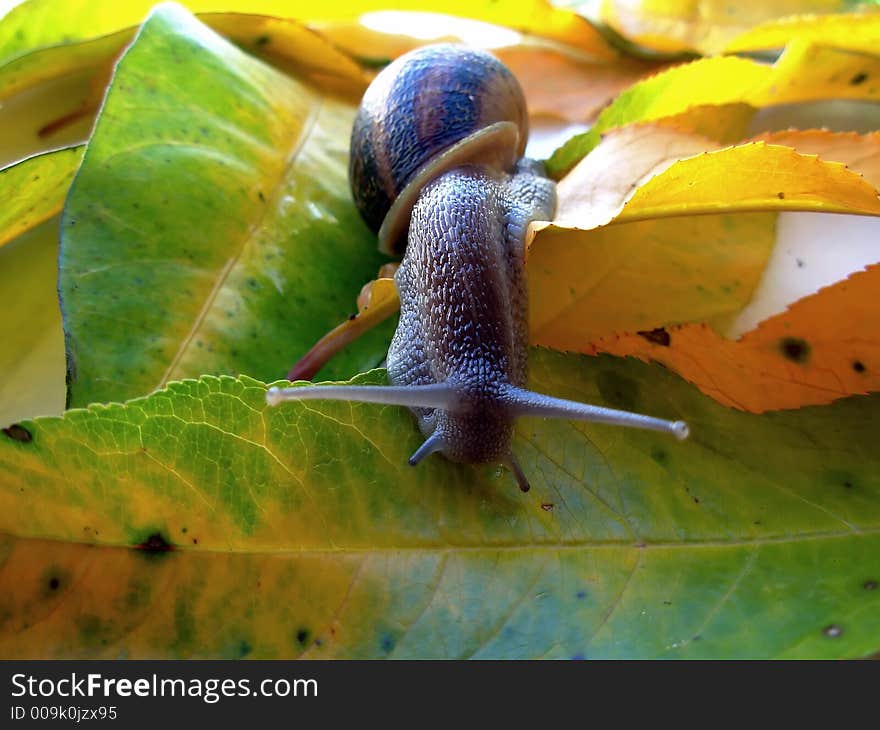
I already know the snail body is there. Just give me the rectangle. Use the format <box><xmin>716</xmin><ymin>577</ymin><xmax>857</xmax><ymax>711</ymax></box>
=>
<box><xmin>268</xmin><ymin>44</ymin><xmax>687</xmax><ymax>491</ymax></box>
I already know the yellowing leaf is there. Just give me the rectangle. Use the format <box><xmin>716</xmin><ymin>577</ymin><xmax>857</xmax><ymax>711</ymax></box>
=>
<box><xmin>2</xmin><ymin>353</ymin><xmax>880</xmax><ymax>658</ymax></box>
<box><xmin>0</xmin><ymin>0</ymin><xmax>617</xmax><ymax>64</ymax></box>
<box><xmin>548</xmin><ymin>42</ymin><xmax>880</xmax><ymax>176</ymax></box>
<box><xmin>0</xmin><ymin>147</ymin><xmax>84</xmax><ymax>426</ymax></box>
<box><xmin>749</xmin><ymin>129</ymin><xmax>880</xmax><ymax>187</ymax></box>
<box><xmin>0</xmin><ymin>219</ymin><xmax>66</xmax><ymax>428</ymax></box>
<box><xmin>0</xmin><ymin>13</ymin><xmax>371</xmax><ymax>166</ymax></box>
<box><xmin>530</xmin><ymin>136</ymin><xmax>880</xmax><ymax>351</ymax></box>
<box><xmin>617</xmin><ymin>142</ymin><xmax>880</xmax><ymax>221</ymax></box>
<box><xmin>727</xmin><ymin>11</ymin><xmax>880</xmax><ymax>54</ymax></box>
<box><xmin>528</xmin><ymin>213</ymin><xmax>777</xmax><ymax>350</ymax></box>
<box><xmin>554</xmin><ymin>124</ymin><xmax>721</xmax><ymax>228</ymax></box>
<box><xmin>589</xmin><ymin>265</ymin><xmax>880</xmax><ymax>412</ymax></box>
<box><xmin>753</xmin><ymin>41</ymin><xmax>880</xmax><ymax>107</ymax></box>
<box><xmin>583</xmin><ymin>0</ymin><xmax>877</xmax><ymax>54</ymax></box>
<box><xmin>0</xmin><ymin>146</ymin><xmax>83</xmax><ymax>249</ymax></box>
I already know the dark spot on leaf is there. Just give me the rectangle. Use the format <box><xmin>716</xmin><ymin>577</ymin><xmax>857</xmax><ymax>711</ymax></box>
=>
<box><xmin>864</xmin><ymin>580</ymin><xmax>878</xmax><ymax>591</ymax></box>
<box><xmin>258</xmin><ymin>191</ymin><xmax>265</xmax><ymax>202</ymax></box>
<box><xmin>777</xmin><ymin>192</ymin><xmax>785</xmax><ymax>199</ymax></box>
<box><xmin>181</xmin><ymin>527</ymin><xmax>188</xmax><ymax>534</ymax></box>
<box><xmin>796</xmin><ymin>258</ymin><xmax>805</xmax><ymax>268</ymax></box>
<box><xmin>348</xmin><ymin>313</ymin><xmax>357</xmax><ymax>321</ymax></box>
<box><xmin>637</xmin><ymin>327</ymin><xmax>670</xmax><ymax>346</ymax></box>
<box><xmin>850</xmin><ymin>72</ymin><xmax>868</xmax><ymax>85</ymax></box>
<box><xmin>651</xmin><ymin>447</ymin><xmax>668</xmax><ymax>465</ymax></box>
<box><xmin>380</xmin><ymin>633</ymin><xmax>396</xmax><ymax>653</ymax></box>
<box><xmin>296</xmin><ymin>628</ymin><xmax>311</xmax><ymax>646</ymax></box>
<box><xmin>597</xmin><ymin>370</ymin><xmax>639</xmax><ymax>412</ymax></box>
<box><xmin>576</xmin><ymin>591</ymin><xmax>587</xmax><ymax>600</ymax></box>
<box><xmin>540</xmin><ymin>503</ymin><xmax>554</xmax><ymax>511</ymax></box>
<box><xmin>135</xmin><ymin>531</ymin><xmax>173</xmax><ymax>557</ymax></box>
<box><xmin>853</xmin><ymin>360</ymin><xmax>866</xmax><ymax>373</ymax></box>
<box><xmin>663</xmin><ymin>600</ymin><xmax>672</xmax><ymax>606</ymax></box>
<box><xmin>823</xmin><ymin>624</ymin><xmax>842</xmax><ymax>638</ymax></box>
<box><xmin>49</xmin><ymin>577</ymin><xmax>60</xmax><ymax>591</ymax></box>
<box><xmin>826</xmin><ymin>469</ymin><xmax>856</xmax><ymax>491</ymax></box>
<box><xmin>2</xmin><ymin>424</ymin><xmax>32</xmax><ymax>442</ymax></box>
<box><xmin>779</xmin><ymin>337</ymin><xmax>810</xmax><ymax>363</ymax></box>
<box><xmin>237</xmin><ymin>640</ymin><xmax>252</xmax><ymax>658</ymax></box>
<box><xmin>255</xmin><ymin>34</ymin><xmax>271</xmax><ymax>46</ymax></box>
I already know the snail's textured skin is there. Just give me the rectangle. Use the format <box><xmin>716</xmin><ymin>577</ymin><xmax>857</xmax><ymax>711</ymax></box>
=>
<box><xmin>350</xmin><ymin>44</ymin><xmax>528</xmax><ymax>237</ymax></box>
<box><xmin>388</xmin><ymin>161</ymin><xmax>556</xmax><ymax>463</ymax></box>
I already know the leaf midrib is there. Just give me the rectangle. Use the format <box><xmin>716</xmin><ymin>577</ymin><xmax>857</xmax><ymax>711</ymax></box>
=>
<box><xmin>4</xmin><ymin>525</ymin><xmax>877</xmax><ymax>555</ymax></box>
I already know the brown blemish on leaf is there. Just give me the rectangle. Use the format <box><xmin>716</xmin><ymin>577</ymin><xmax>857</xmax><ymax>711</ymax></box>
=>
<box><xmin>135</xmin><ymin>532</ymin><xmax>174</xmax><ymax>555</ymax></box>
<box><xmin>853</xmin><ymin>360</ymin><xmax>866</xmax><ymax>373</ymax></box>
<box><xmin>780</xmin><ymin>337</ymin><xmax>810</xmax><ymax>364</ymax></box>
<box><xmin>2</xmin><ymin>424</ymin><xmax>32</xmax><ymax>443</ymax></box>
<box><xmin>637</xmin><ymin>327</ymin><xmax>671</xmax><ymax>347</ymax></box>
<box><xmin>850</xmin><ymin>72</ymin><xmax>868</xmax><ymax>86</ymax></box>
<box><xmin>541</xmin><ymin>503</ymin><xmax>554</xmax><ymax>511</ymax></box>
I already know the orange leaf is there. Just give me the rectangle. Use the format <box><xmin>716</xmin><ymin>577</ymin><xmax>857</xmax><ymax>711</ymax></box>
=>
<box><xmin>588</xmin><ymin>265</ymin><xmax>880</xmax><ymax>412</ymax></box>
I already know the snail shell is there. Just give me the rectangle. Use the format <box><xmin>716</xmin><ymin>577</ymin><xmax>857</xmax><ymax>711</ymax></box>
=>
<box><xmin>349</xmin><ymin>44</ymin><xmax>528</xmax><ymax>255</ymax></box>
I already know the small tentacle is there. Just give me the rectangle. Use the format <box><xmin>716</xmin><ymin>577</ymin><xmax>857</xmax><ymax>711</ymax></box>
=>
<box><xmin>408</xmin><ymin>432</ymin><xmax>445</xmax><ymax>466</ymax></box>
<box><xmin>504</xmin><ymin>454</ymin><xmax>531</xmax><ymax>492</ymax></box>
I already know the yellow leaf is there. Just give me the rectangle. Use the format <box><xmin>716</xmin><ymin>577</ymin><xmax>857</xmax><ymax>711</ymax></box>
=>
<box><xmin>749</xmin><ymin>129</ymin><xmax>880</xmax><ymax>187</ymax></box>
<box><xmin>548</xmin><ymin>42</ymin><xmax>880</xmax><ymax>176</ymax></box>
<box><xmin>588</xmin><ymin>265</ymin><xmax>880</xmax><ymax>412</ymax></box>
<box><xmin>620</xmin><ymin>142</ymin><xmax>880</xmax><ymax>220</ymax></box>
<box><xmin>0</xmin><ymin>0</ymin><xmax>617</xmax><ymax>63</ymax></box>
<box><xmin>751</xmin><ymin>41</ymin><xmax>880</xmax><ymax>107</ymax></box>
<box><xmin>727</xmin><ymin>11</ymin><xmax>880</xmax><ymax>55</ymax></box>
<box><xmin>528</xmin><ymin>212</ymin><xmax>777</xmax><ymax>350</ymax></box>
<box><xmin>531</xmin><ymin>139</ymin><xmax>880</xmax><ymax>351</ymax></box>
<box><xmin>590</xmin><ymin>0</ymin><xmax>876</xmax><ymax>54</ymax></box>
<box><xmin>554</xmin><ymin>124</ymin><xmax>721</xmax><ymax>228</ymax></box>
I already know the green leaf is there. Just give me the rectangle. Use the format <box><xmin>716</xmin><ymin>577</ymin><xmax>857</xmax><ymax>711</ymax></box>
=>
<box><xmin>0</xmin><ymin>351</ymin><xmax>878</xmax><ymax>658</ymax></box>
<box><xmin>59</xmin><ymin>4</ymin><xmax>389</xmax><ymax>409</ymax></box>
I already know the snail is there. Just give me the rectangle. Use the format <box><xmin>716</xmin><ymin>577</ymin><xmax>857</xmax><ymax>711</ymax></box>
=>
<box><xmin>267</xmin><ymin>44</ymin><xmax>688</xmax><ymax>492</ymax></box>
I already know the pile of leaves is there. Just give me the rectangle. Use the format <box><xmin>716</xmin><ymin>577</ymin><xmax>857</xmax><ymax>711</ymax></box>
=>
<box><xmin>0</xmin><ymin>0</ymin><xmax>879</xmax><ymax>659</ymax></box>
